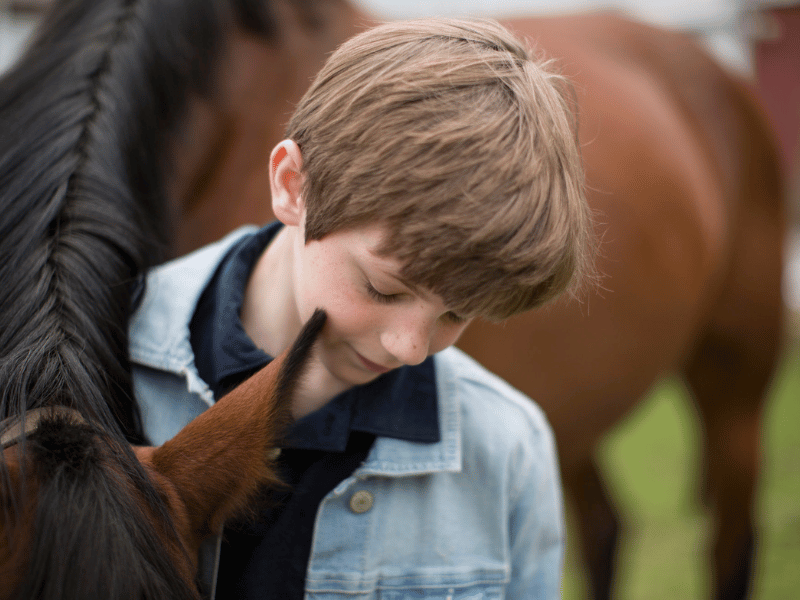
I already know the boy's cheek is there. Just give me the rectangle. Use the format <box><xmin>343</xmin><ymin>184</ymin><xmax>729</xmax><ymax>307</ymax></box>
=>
<box><xmin>303</xmin><ymin>277</ymin><xmax>363</xmax><ymax>316</ymax></box>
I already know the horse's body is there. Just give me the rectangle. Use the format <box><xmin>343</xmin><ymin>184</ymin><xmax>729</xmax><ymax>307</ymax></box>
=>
<box><xmin>166</xmin><ymin>5</ymin><xmax>786</xmax><ymax>599</ymax></box>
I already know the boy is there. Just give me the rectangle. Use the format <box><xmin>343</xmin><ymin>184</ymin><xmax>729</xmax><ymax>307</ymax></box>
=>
<box><xmin>129</xmin><ymin>17</ymin><xmax>593</xmax><ymax>600</ymax></box>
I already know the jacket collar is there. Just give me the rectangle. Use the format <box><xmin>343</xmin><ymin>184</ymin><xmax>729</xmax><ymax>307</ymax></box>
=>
<box><xmin>129</xmin><ymin>227</ymin><xmax>258</xmax><ymax>376</ymax></box>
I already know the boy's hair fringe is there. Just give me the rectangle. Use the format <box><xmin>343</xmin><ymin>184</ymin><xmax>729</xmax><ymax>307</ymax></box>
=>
<box><xmin>287</xmin><ymin>18</ymin><xmax>596</xmax><ymax>319</ymax></box>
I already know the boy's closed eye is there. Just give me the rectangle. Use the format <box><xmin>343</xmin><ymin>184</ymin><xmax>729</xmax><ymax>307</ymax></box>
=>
<box><xmin>365</xmin><ymin>280</ymin><xmax>400</xmax><ymax>303</ymax></box>
<box><xmin>364</xmin><ymin>279</ymin><xmax>467</xmax><ymax>325</ymax></box>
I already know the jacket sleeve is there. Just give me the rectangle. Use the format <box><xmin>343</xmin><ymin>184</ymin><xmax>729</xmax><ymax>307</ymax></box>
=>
<box><xmin>505</xmin><ymin>409</ymin><xmax>565</xmax><ymax>599</ymax></box>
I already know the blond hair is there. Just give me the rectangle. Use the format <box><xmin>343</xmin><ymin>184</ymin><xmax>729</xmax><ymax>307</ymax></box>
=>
<box><xmin>287</xmin><ymin>18</ymin><xmax>594</xmax><ymax>319</ymax></box>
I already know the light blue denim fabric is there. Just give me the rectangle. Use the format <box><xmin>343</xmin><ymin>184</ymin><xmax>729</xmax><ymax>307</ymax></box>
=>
<box><xmin>129</xmin><ymin>226</ymin><xmax>565</xmax><ymax>599</ymax></box>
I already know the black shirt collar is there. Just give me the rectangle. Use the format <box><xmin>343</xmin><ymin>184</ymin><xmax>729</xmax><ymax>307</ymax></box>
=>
<box><xmin>189</xmin><ymin>222</ymin><xmax>440</xmax><ymax>452</ymax></box>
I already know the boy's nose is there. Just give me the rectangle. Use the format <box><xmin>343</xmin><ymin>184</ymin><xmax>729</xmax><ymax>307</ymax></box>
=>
<box><xmin>381</xmin><ymin>319</ymin><xmax>432</xmax><ymax>366</ymax></box>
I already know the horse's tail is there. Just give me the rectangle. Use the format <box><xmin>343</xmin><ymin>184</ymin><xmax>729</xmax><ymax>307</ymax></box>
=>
<box><xmin>0</xmin><ymin>0</ymin><xmax>282</xmax><ymax>441</ymax></box>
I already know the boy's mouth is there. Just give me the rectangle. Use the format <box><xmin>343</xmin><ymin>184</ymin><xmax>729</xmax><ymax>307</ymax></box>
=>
<box><xmin>355</xmin><ymin>351</ymin><xmax>391</xmax><ymax>374</ymax></box>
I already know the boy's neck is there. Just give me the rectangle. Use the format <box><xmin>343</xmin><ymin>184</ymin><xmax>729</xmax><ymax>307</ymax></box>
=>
<box><xmin>241</xmin><ymin>226</ymin><xmax>298</xmax><ymax>358</ymax></box>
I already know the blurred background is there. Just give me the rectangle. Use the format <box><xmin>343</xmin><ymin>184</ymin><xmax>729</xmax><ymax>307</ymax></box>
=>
<box><xmin>2</xmin><ymin>1</ymin><xmax>798</xmax><ymax>598</ymax></box>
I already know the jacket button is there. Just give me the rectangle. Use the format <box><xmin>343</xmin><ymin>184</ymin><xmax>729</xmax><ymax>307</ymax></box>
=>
<box><xmin>349</xmin><ymin>490</ymin><xmax>374</xmax><ymax>514</ymax></box>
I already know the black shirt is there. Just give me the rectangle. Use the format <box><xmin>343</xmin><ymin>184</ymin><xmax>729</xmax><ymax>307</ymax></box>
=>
<box><xmin>189</xmin><ymin>222</ymin><xmax>440</xmax><ymax>599</ymax></box>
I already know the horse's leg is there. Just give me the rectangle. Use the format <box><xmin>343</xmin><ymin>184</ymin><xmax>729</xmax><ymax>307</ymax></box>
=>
<box><xmin>684</xmin><ymin>339</ymin><xmax>769</xmax><ymax>600</ymax></box>
<box><xmin>683</xmin><ymin>195</ymin><xmax>784</xmax><ymax>600</ymax></box>
<box><xmin>562</xmin><ymin>454</ymin><xmax>619</xmax><ymax>600</ymax></box>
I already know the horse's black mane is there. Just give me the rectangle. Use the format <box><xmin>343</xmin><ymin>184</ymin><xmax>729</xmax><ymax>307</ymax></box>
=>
<box><xmin>0</xmin><ymin>0</ymin><xmax>284</xmax><ymax>440</ymax></box>
<box><xmin>0</xmin><ymin>0</ymin><xmax>304</xmax><ymax>597</ymax></box>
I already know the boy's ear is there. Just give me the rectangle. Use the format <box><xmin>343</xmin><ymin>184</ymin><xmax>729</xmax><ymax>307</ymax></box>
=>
<box><xmin>270</xmin><ymin>139</ymin><xmax>305</xmax><ymax>226</ymax></box>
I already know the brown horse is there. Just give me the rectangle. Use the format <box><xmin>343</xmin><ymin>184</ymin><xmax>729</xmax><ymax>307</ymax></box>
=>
<box><xmin>0</xmin><ymin>309</ymin><xmax>325</xmax><ymax>599</ymax></box>
<box><xmin>165</xmin><ymin>4</ymin><xmax>786</xmax><ymax>600</ymax></box>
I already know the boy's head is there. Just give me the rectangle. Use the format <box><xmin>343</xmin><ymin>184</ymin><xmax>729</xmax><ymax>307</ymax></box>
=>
<box><xmin>285</xmin><ymin>18</ymin><xmax>593</xmax><ymax>320</ymax></box>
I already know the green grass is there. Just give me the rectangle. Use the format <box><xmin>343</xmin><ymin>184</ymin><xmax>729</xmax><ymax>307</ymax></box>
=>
<box><xmin>561</xmin><ymin>335</ymin><xmax>800</xmax><ymax>600</ymax></box>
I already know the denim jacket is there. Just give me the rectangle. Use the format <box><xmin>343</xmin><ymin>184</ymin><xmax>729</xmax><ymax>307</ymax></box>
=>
<box><xmin>129</xmin><ymin>227</ymin><xmax>565</xmax><ymax>599</ymax></box>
